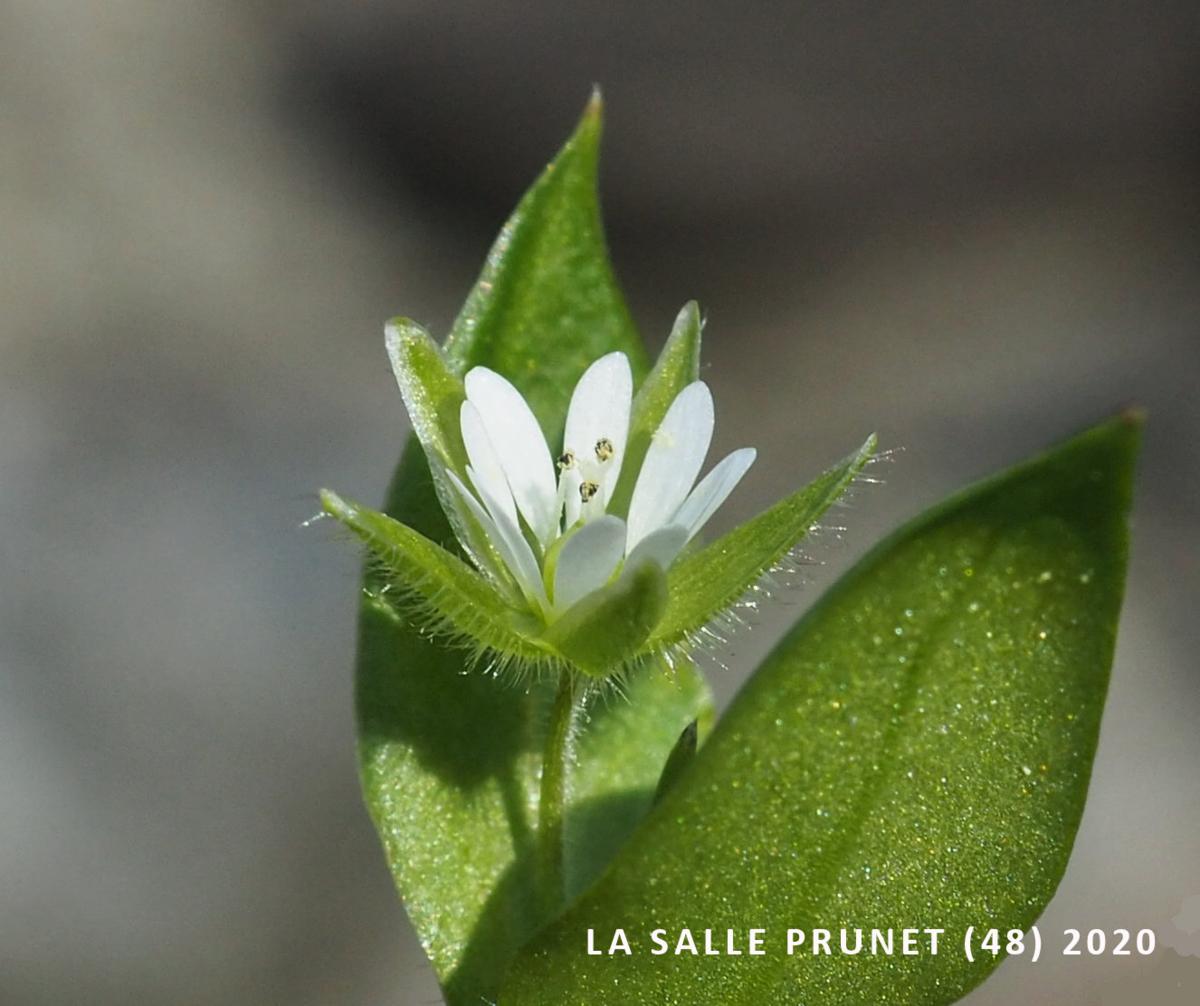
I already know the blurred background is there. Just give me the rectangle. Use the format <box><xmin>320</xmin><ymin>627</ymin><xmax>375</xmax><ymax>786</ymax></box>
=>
<box><xmin>3</xmin><ymin>1</ymin><xmax>1198</xmax><ymax>1002</ymax></box>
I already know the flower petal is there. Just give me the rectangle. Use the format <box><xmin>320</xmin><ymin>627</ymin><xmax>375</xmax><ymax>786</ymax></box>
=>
<box><xmin>563</xmin><ymin>351</ymin><xmax>633</xmax><ymax>502</ymax></box>
<box><xmin>608</xmin><ymin>302</ymin><xmax>702</xmax><ymax>517</ymax></box>
<box><xmin>446</xmin><ymin>469</ymin><xmax>549</xmax><ymax>615</ymax></box>
<box><xmin>673</xmin><ymin>447</ymin><xmax>757</xmax><ymax>542</ymax></box>
<box><xmin>625</xmin><ymin>381</ymin><xmax>714</xmax><ymax>551</ymax></box>
<box><xmin>426</xmin><ymin>454</ymin><xmax>516</xmax><ymax>600</ymax></box>
<box><xmin>553</xmin><ymin>515</ymin><xmax>627</xmax><ymax>613</ymax></box>
<box><xmin>460</xmin><ymin>401</ymin><xmax>518</xmax><ymax>527</ymax></box>
<box><xmin>464</xmin><ymin>366</ymin><xmax>559</xmax><ymax>546</ymax></box>
<box><xmin>622</xmin><ymin>524</ymin><xmax>688</xmax><ymax>577</ymax></box>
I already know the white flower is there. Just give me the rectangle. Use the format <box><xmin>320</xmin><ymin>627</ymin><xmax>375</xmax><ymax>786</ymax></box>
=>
<box><xmin>439</xmin><ymin>351</ymin><xmax>756</xmax><ymax>622</ymax></box>
<box><xmin>323</xmin><ymin>315</ymin><xmax>870</xmax><ymax>678</ymax></box>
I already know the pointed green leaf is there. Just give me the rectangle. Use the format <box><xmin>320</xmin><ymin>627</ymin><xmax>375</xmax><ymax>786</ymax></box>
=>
<box><xmin>348</xmin><ymin>97</ymin><xmax>711</xmax><ymax>1006</ymax></box>
<box><xmin>501</xmin><ymin>414</ymin><xmax>1139</xmax><ymax>1006</ymax></box>
<box><xmin>444</xmin><ymin>92</ymin><xmax>649</xmax><ymax>432</ymax></box>
<box><xmin>568</xmin><ymin>671</ymin><xmax>711</xmax><ymax>901</ymax></box>
<box><xmin>652</xmin><ymin>719</ymin><xmax>698</xmax><ymax>805</ymax></box>
<box><xmin>543</xmin><ymin>562</ymin><xmax>669</xmax><ymax>676</ymax></box>
<box><xmin>646</xmin><ymin>434</ymin><xmax>876</xmax><ymax>653</ymax></box>
<box><xmin>608</xmin><ymin>301</ymin><xmax>702</xmax><ymax>516</ymax></box>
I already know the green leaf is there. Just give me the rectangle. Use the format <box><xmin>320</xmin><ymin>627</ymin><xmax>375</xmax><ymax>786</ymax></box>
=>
<box><xmin>501</xmin><ymin>413</ymin><xmax>1139</xmax><ymax>1006</ymax></box>
<box><xmin>543</xmin><ymin>562</ymin><xmax>669</xmax><ymax>676</ymax></box>
<box><xmin>645</xmin><ymin>434</ymin><xmax>876</xmax><ymax>654</ymax></box>
<box><xmin>350</xmin><ymin>96</ymin><xmax>711</xmax><ymax>1006</ymax></box>
<box><xmin>608</xmin><ymin>301</ymin><xmax>702</xmax><ymax>516</ymax></box>
<box><xmin>568</xmin><ymin>668</ymin><xmax>713</xmax><ymax>901</ymax></box>
<box><xmin>652</xmin><ymin>719</ymin><xmax>698</xmax><ymax>805</ymax></box>
<box><xmin>443</xmin><ymin>92</ymin><xmax>649</xmax><ymax>432</ymax></box>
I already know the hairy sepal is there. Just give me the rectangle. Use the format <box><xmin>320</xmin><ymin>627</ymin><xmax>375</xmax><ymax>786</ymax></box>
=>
<box><xmin>320</xmin><ymin>489</ymin><xmax>550</xmax><ymax>667</ymax></box>
<box><xmin>385</xmin><ymin>317</ymin><xmax>468</xmax><ymax>469</ymax></box>
<box><xmin>383</xmin><ymin>321</ymin><xmax>515</xmax><ymax>591</ymax></box>
<box><xmin>645</xmin><ymin>435</ymin><xmax>877</xmax><ymax>656</ymax></box>
<box><xmin>543</xmin><ymin>561</ymin><xmax>669</xmax><ymax>676</ymax></box>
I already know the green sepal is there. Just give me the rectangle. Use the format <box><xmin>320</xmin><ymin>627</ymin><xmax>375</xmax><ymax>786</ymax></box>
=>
<box><xmin>608</xmin><ymin>301</ymin><xmax>702</xmax><ymax>516</ymax></box>
<box><xmin>543</xmin><ymin>562</ymin><xmax>669</xmax><ymax>676</ymax></box>
<box><xmin>382</xmin><ymin>320</ymin><xmax>520</xmax><ymax>592</ymax></box>
<box><xmin>320</xmin><ymin>489</ymin><xmax>549</xmax><ymax>665</ymax></box>
<box><xmin>645</xmin><ymin>434</ymin><xmax>876</xmax><ymax>653</ymax></box>
<box><xmin>384</xmin><ymin>317</ymin><xmax>468</xmax><ymax>470</ymax></box>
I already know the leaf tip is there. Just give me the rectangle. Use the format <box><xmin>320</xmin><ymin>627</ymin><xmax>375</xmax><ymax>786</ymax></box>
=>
<box><xmin>320</xmin><ymin>490</ymin><xmax>371</xmax><ymax>544</ymax></box>
<box><xmin>383</xmin><ymin>316</ymin><xmax>431</xmax><ymax>353</ymax></box>
<box><xmin>562</xmin><ymin>87</ymin><xmax>605</xmax><ymax>155</ymax></box>
<box><xmin>847</xmin><ymin>432</ymin><xmax>880</xmax><ymax>475</ymax></box>
<box><xmin>585</xmin><ymin>83</ymin><xmax>604</xmax><ymax>118</ymax></box>
<box><xmin>320</xmin><ymin>490</ymin><xmax>371</xmax><ymax>536</ymax></box>
<box><xmin>653</xmin><ymin>718</ymin><xmax>699</xmax><ymax>805</ymax></box>
<box><xmin>318</xmin><ymin>487</ymin><xmax>350</xmax><ymax>519</ymax></box>
<box><xmin>1118</xmin><ymin>404</ymin><xmax>1147</xmax><ymax>428</ymax></box>
<box><xmin>674</xmin><ymin>299</ymin><xmax>703</xmax><ymax>335</ymax></box>
<box><xmin>1063</xmin><ymin>410</ymin><xmax>1144</xmax><ymax>477</ymax></box>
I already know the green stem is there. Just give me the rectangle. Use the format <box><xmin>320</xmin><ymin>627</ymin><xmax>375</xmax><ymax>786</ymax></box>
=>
<box><xmin>537</xmin><ymin>673</ymin><xmax>581</xmax><ymax>919</ymax></box>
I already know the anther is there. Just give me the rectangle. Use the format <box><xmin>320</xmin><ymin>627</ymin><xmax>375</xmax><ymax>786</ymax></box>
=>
<box><xmin>594</xmin><ymin>437</ymin><xmax>614</xmax><ymax>462</ymax></box>
<box><xmin>557</xmin><ymin>449</ymin><xmax>576</xmax><ymax>471</ymax></box>
<box><xmin>579</xmin><ymin>480</ymin><xmax>599</xmax><ymax>503</ymax></box>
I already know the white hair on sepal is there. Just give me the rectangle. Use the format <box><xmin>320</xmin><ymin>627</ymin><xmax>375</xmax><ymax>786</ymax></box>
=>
<box><xmin>845</xmin><ymin>444</ymin><xmax>901</xmax><ymax>489</ymax></box>
<box><xmin>346</xmin><ymin>535</ymin><xmax>566</xmax><ymax>685</ymax></box>
<box><xmin>299</xmin><ymin>508</ymin><xmax>330</xmax><ymax>529</ymax></box>
<box><xmin>575</xmin><ymin>667</ymin><xmax>644</xmax><ymax>723</ymax></box>
<box><xmin>672</xmin><ymin>439</ymin><xmax>890</xmax><ymax>669</ymax></box>
<box><xmin>354</xmin><ymin>547</ymin><xmax>677</xmax><ymax>697</ymax></box>
<box><xmin>691</xmin><ymin>645</ymin><xmax>731</xmax><ymax>678</ymax></box>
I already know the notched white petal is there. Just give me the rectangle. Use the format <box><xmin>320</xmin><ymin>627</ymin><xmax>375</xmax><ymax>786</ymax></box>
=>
<box><xmin>446</xmin><ymin>469</ymin><xmax>549</xmax><ymax>615</ymax></box>
<box><xmin>674</xmin><ymin>446</ymin><xmax>757</xmax><ymax>542</ymax></box>
<box><xmin>464</xmin><ymin>367</ymin><xmax>559</xmax><ymax>546</ymax></box>
<box><xmin>460</xmin><ymin>402</ymin><xmax>518</xmax><ymax>527</ymax></box>
<box><xmin>426</xmin><ymin>454</ymin><xmax>514</xmax><ymax>599</ymax></box>
<box><xmin>626</xmin><ymin>381</ymin><xmax>714</xmax><ymax>551</ymax></box>
<box><xmin>622</xmin><ymin>524</ymin><xmax>688</xmax><ymax>579</ymax></box>
<box><xmin>553</xmin><ymin>515</ymin><xmax>626</xmax><ymax>613</ymax></box>
<box><xmin>563</xmin><ymin>351</ymin><xmax>633</xmax><ymax>500</ymax></box>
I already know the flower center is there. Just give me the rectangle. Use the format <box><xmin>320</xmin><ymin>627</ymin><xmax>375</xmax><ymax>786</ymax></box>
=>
<box><xmin>555</xmin><ymin>436</ymin><xmax>617</xmax><ymax>522</ymax></box>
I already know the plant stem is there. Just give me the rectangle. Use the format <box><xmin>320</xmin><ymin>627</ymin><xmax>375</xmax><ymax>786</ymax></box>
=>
<box><xmin>537</xmin><ymin>673</ymin><xmax>580</xmax><ymax>919</ymax></box>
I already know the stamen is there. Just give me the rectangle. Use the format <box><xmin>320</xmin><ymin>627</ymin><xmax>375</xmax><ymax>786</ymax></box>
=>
<box><xmin>594</xmin><ymin>437</ymin><xmax>614</xmax><ymax>462</ymax></box>
<box><xmin>579</xmin><ymin>480</ymin><xmax>599</xmax><ymax>503</ymax></box>
<box><xmin>557</xmin><ymin>449</ymin><xmax>576</xmax><ymax>471</ymax></box>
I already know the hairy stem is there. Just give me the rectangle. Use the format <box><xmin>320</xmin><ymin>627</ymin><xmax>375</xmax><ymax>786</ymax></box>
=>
<box><xmin>537</xmin><ymin>673</ymin><xmax>581</xmax><ymax>920</ymax></box>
